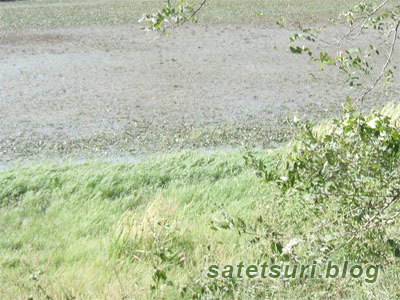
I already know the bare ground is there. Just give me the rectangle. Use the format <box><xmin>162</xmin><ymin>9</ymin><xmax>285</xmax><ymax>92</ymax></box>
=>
<box><xmin>0</xmin><ymin>23</ymin><xmax>398</xmax><ymax>163</ymax></box>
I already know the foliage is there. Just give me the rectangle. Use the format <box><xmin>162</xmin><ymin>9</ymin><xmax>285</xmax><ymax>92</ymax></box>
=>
<box><xmin>246</xmin><ymin>101</ymin><xmax>400</xmax><ymax>262</ymax></box>
<box><xmin>139</xmin><ymin>0</ymin><xmax>204</xmax><ymax>35</ymax></box>
<box><xmin>289</xmin><ymin>0</ymin><xmax>400</xmax><ymax>103</ymax></box>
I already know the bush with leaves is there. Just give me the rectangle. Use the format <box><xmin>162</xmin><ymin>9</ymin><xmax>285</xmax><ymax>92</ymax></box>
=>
<box><xmin>245</xmin><ymin>100</ymin><xmax>400</xmax><ymax>263</ymax></box>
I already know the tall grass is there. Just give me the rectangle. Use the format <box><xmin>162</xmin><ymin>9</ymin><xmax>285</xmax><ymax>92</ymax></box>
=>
<box><xmin>0</xmin><ymin>150</ymin><xmax>268</xmax><ymax>299</ymax></box>
<box><xmin>0</xmin><ymin>146</ymin><xmax>399</xmax><ymax>299</ymax></box>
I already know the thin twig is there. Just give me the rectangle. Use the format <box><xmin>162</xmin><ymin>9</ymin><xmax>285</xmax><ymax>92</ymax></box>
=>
<box><xmin>179</xmin><ymin>0</ymin><xmax>207</xmax><ymax>27</ymax></box>
<box><xmin>301</xmin><ymin>206</ymin><xmax>362</xmax><ymax>237</ymax></box>
<box><xmin>352</xmin><ymin>19</ymin><xmax>400</xmax><ymax>107</ymax></box>
<box><xmin>347</xmin><ymin>190</ymin><xmax>400</xmax><ymax>236</ymax></box>
<box><xmin>336</xmin><ymin>0</ymin><xmax>390</xmax><ymax>48</ymax></box>
<box><xmin>324</xmin><ymin>189</ymin><xmax>400</xmax><ymax>258</ymax></box>
<box><xmin>362</xmin><ymin>210</ymin><xmax>400</xmax><ymax>232</ymax></box>
<box><xmin>384</xmin><ymin>211</ymin><xmax>400</xmax><ymax>224</ymax></box>
<box><xmin>312</xmin><ymin>192</ymin><xmax>396</xmax><ymax>198</ymax></box>
<box><xmin>301</xmin><ymin>190</ymin><xmax>397</xmax><ymax>238</ymax></box>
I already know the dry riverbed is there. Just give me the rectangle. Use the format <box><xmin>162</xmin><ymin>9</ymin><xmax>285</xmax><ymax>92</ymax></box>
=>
<box><xmin>0</xmin><ymin>22</ymin><xmax>398</xmax><ymax>163</ymax></box>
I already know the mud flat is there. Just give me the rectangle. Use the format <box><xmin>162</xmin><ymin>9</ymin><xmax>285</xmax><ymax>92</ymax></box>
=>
<box><xmin>1</xmin><ymin>23</ymin><xmax>398</xmax><ymax>163</ymax></box>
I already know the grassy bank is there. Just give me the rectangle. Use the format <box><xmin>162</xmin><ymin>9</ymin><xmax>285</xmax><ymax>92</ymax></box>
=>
<box><xmin>0</xmin><ymin>149</ymin><xmax>399</xmax><ymax>299</ymax></box>
<box><xmin>0</xmin><ymin>149</ymin><xmax>268</xmax><ymax>299</ymax></box>
<box><xmin>0</xmin><ymin>0</ymin><xmax>362</xmax><ymax>30</ymax></box>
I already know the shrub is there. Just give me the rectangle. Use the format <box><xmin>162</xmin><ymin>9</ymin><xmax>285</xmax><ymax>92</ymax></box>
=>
<box><xmin>246</xmin><ymin>101</ymin><xmax>400</xmax><ymax>262</ymax></box>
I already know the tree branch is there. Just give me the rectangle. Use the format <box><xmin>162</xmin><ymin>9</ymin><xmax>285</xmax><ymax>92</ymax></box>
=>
<box><xmin>179</xmin><ymin>0</ymin><xmax>207</xmax><ymax>27</ymax></box>
<box><xmin>352</xmin><ymin>19</ymin><xmax>400</xmax><ymax>107</ymax></box>
<box><xmin>324</xmin><ymin>189</ymin><xmax>400</xmax><ymax>258</ymax></box>
<box><xmin>336</xmin><ymin>0</ymin><xmax>391</xmax><ymax>48</ymax></box>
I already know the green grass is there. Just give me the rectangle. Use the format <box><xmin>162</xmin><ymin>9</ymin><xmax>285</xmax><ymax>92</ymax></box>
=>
<box><xmin>0</xmin><ymin>0</ymin><xmax>362</xmax><ymax>30</ymax></box>
<box><xmin>0</xmin><ymin>149</ymin><xmax>399</xmax><ymax>299</ymax></box>
<box><xmin>0</xmin><ymin>150</ymin><xmax>264</xmax><ymax>299</ymax></box>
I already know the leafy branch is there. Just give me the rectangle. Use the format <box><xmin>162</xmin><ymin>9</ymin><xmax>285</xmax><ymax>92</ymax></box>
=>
<box><xmin>336</xmin><ymin>0</ymin><xmax>391</xmax><ymax>47</ymax></box>
<box><xmin>353</xmin><ymin>19</ymin><xmax>400</xmax><ymax>105</ymax></box>
<box><xmin>246</xmin><ymin>104</ymin><xmax>400</xmax><ymax>261</ymax></box>
<box><xmin>290</xmin><ymin>0</ymin><xmax>400</xmax><ymax>105</ymax></box>
<box><xmin>139</xmin><ymin>0</ymin><xmax>208</xmax><ymax>35</ymax></box>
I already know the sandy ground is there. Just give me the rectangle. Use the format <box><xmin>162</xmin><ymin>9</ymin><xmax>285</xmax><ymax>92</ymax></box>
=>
<box><xmin>0</xmin><ymin>23</ymin><xmax>398</xmax><ymax>163</ymax></box>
